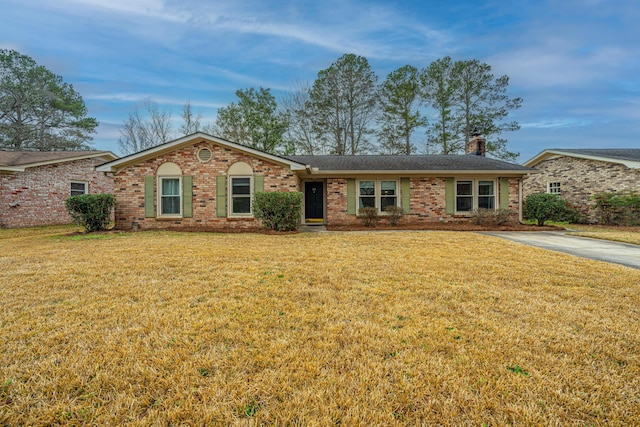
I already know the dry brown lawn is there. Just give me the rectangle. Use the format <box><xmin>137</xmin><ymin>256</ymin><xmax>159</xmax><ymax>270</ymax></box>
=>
<box><xmin>1</xmin><ymin>227</ymin><xmax>639</xmax><ymax>426</ymax></box>
<box><xmin>566</xmin><ymin>224</ymin><xmax>640</xmax><ymax>246</ymax></box>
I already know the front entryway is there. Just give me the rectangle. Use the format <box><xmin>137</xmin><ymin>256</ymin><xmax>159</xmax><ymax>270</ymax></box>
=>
<box><xmin>304</xmin><ymin>181</ymin><xmax>324</xmax><ymax>223</ymax></box>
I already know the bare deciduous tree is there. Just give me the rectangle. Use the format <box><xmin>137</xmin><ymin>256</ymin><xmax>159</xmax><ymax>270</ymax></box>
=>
<box><xmin>178</xmin><ymin>100</ymin><xmax>202</xmax><ymax>136</ymax></box>
<box><xmin>282</xmin><ymin>81</ymin><xmax>328</xmax><ymax>154</ymax></box>
<box><xmin>118</xmin><ymin>100</ymin><xmax>172</xmax><ymax>155</ymax></box>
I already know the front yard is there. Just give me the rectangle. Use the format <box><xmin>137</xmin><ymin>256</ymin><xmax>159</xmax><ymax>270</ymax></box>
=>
<box><xmin>1</xmin><ymin>227</ymin><xmax>639</xmax><ymax>425</ymax></box>
<box><xmin>566</xmin><ymin>223</ymin><xmax>640</xmax><ymax>245</ymax></box>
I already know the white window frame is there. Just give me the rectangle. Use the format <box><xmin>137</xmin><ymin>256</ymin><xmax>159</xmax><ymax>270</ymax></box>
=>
<box><xmin>70</xmin><ymin>181</ymin><xmax>87</xmax><ymax>196</ymax></box>
<box><xmin>357</xmin><ymin>179</ymin><xmax>400</xmax><ymax>214</ymax></box>
<box><xmin>157</xmin><ymin>176</ymin><xmax>182</xmax><ymax>218</ymax></box>
<box><xmin>548</xmin><ymin>181</ymin><xmax>561</xmax><ymax>194</ymax></box>
<box><xmin>455</xmin><ymin>179</ymin><xmax>497</xmax><ymax>214</ymax></box>
<box><xmin>229</xmin><ymin>175</ymin><xmax>253</xmax><ymax>217</ymax></box>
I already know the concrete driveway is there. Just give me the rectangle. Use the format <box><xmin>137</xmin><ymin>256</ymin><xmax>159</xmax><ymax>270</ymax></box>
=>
<box><xmin>481</xmin><ymin>231</ymin><xmax>640</xmax><ymax>269</ymax></box>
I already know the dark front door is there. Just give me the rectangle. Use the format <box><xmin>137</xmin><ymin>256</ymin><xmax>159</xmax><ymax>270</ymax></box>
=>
<box><xmin>304</xmin><ymin>181</ymin><xmax>324</xmax><ymax>221</ymax></box>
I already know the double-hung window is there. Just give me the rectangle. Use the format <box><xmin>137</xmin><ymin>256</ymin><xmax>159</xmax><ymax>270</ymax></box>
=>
<box><xmin>359</xmin><ymin>181</ymin><xmax>376</xmax><ymax>208</ymax></box>
<box><xmin>380</xmin><ymin>181</ymin><xmax>398</xmax><ymax>211</ymax></box>
<box><xmin>548</xmin><ymin>182</ymin><xmax>561</xmax><ymax>194</ymax></box>
<box><xmin>160</xmin><ymin>177</ymin><xmax>181</xmax><ymax>216</ymax></box>
<box><xmin>70</xmin><ymin>181</ymin><xmax>87</xmax><ymax>196</ymax></box>
<box><xmin>455</xmin><ymin>179</ymin><xmax>496</xmax><ymax>213</ymax></box>
<box><xmin>230</xmin><ymin>176</ymin><xmax>252</xmax><ymax>215</ymax></box>
<box><xmin>358</xmin><ymin>180</ymin><xmax>399</xmax><ymax>213</ymax></box>
<box><xmin>456</xmin><ymin>181</ymin><xmax>473</xmax><ymax>212</ymax></box>
<box><xmin>477</xmin><ymin>180</ymin><xmax>495</xmax><ymax>209</ymax></box>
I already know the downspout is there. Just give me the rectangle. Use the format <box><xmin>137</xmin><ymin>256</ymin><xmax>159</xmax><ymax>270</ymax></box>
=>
<box><xmin>518</xmin><ymin>178</ymin><xmax>523</xmax><ymax>223</ymax></box>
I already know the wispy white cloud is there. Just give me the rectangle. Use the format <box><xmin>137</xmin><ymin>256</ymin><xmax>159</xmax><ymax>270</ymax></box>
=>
<box><xmin>62</xmin><ymin>0</ymin><xmax>190</xmax><ymax>23</ymax></box>
<box><xmin>521</xmin><ymin>119</ymin><xmax>591</xmax><ymax>129</ymax></box>
<box><xmin>85</xmin><ymin>92</ymin><xmax>225</xmax><ymax>109</ymax></box>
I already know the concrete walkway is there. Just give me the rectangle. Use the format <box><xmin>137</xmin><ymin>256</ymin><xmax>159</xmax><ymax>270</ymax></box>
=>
<box><xmin>482</xmin><ymin>231</ymin><xmax>640</xmax><ymax>269</ymax></box>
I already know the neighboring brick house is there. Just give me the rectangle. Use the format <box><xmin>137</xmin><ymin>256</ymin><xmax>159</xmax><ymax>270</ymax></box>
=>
<box><xmin>523</xmin><ymin>149</ymin><xmax>640</xmax><ymax>222</ymax></box>
<box><xmin>0</xmin><ymin>150</ymin><xmax>117</xmax><ymax>228</ymax></box>
<box><xmin>96</xmin><ymin>133</ymin><xmax>533</xmax><ymax>231</ymax></box>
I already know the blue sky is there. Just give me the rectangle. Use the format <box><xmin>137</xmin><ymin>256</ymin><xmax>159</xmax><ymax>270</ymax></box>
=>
<box><xmin>1</xmin><ymin>0</ymin><xmax>639</xmax><ymax>161</ymax></box>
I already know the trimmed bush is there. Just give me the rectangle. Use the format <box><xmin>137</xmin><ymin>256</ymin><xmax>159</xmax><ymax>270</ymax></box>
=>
<box><xmin>471</xmin><ymin>208</ymin><xmax>513</xmax><ymax>226</ymax></box>
<box><xmin>592</xmin><ymin>192</ymin><xmax>640</xmax><ymax>225</ymax></box>
<box><xmin>358</xmin><ymin>207</ymin><xmax>379</xmax><ymax>227</ymax></box>
<box><xmin>252</xmin><ymin>191</ymin><xmax>303</xmax><ymax>231</ymax></box>
<box><xmin>384</xmin><ymin>205</ymin><xmax>404</xmax><ymax>226</ymax></box>
<box><xmin>559</xmin><ymin>201</ymin><xmax>585</xmax><ymax>224</ymax></box>
<box><xmin>523</xmin><ymin>193</ymin><xmax>566</xmax><ymax>226</ymax></box>
<box><xmin>65</xmin><ymin>194</ymin><xmax>115</xmax><ymax>232</ymax></box>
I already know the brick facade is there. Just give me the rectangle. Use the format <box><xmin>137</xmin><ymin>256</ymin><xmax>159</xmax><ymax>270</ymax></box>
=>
<box><xmin>0</xmin><ymin>158</ymin><xmax>113</xmax><ymax>228</ymax></box>
<box><xmin>113</xmin><ymin>141</ymin><xmax>299</xmax><ymax>230</ymax></box>
<box><xmin>324</xmin><ymin>176</ymin><xmax>521</xmax><ymax>226</ymax></box>
<box><xmin>523</xmin><ymin>156</ymin><xmax>640</xmax><ymax>222</ymax></box>
<box><xmin>108</xmin><ymin>136</ymin><xmax>525</xmax><ymax>230</ymax></box>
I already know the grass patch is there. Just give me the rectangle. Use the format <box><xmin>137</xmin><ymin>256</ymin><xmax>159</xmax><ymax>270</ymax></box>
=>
<box><xmin>1</xmin><ymin>229</ymin><xmax>639</xmax><ymax>425</ymax></box>
<box><xmin>0</xmin><ymin>224</ymin><xmax>82</xmax><ymax>239</ymax></box>
<box><xmin>565</xmin><ymin>224</ymin><xmax>640</xmax><ymax>245</ymax></box>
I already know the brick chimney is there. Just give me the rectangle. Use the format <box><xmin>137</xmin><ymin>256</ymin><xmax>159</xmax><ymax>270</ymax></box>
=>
<box><xmin>465</xmin><ymin>130</ymin><xmax>486</xmax><ymax>156</ymax></box>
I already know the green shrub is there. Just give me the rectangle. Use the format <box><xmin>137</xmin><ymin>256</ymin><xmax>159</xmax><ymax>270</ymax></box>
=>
<box><xmin>523</xmin><ymin>193</ymin><xmax>566</xmax><ymax>226</ymax></box>
<box><xmin>592</xmin><ymin>192</ymin><xmax>640</xmax><ymax>225</ymax></box>
<box><xmin>559</xmin><ymin>201</ymin><xmax>585</xmax><ymax>224</ymax></box>
<box><xmin>252</xmin><ymin>191</ymin><xmax>303</xmax><ymax>231</ymax></box>
<box><xmin>65</xmin><ymin>194</ymin><xmax>115</xmax><ymax>232</ymax></box>
<box><xmin>358</xmin><ymin>207</ymin><xmax>379</xmax><ymax>227</ymax></box>
<box><xmin>384</xmin><ymin>205</ymin><xmax>404</xmax><ymax>226</ymax></box>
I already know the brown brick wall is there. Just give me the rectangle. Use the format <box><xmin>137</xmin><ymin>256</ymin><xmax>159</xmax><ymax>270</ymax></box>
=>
<box><xmin>113</xmin><ymin>141</ymin><xmax>300</xmax><ymax>230</ymax></box>
<box><xmin>325</xmin><ymin>176</ymin><xmax>520</xmax><ymax>225</ymax></box>
<box><xmin>523</xmin><ymin>156</ymin><xmax>640</xmax><ymax>221</ymax></box>
<box><xmin>0</xmin><ymin>158</ymin><xmax>114</xmax><ymax>228</ymax></box>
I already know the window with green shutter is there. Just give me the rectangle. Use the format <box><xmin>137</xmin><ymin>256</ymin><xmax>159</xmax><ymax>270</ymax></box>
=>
<box><xmin>401</xmin><ymin>178</ymin><xmax>410</xmax><ymax>214</ymax></box>
<box><xmin>182</xmin><ymin>176</ymin><xmax>193</xmax><ymax>218</ymax></box>
<box><xmin>216</xmin><ymin>175</ymin><xmax>227</xmax><ymax>218</ymax></box>
<box><xmin>500</xmin><ymin>177</ymin><xmax>510</xmax><ymax>210</ymax></box>
<box><xmin>346</xmin><ymin>178</ymin><xmax>356</xmax><ymax>215</ymax></box>
<box><xmin>144</xmin><ymin>176</ymin><xmax>155</xmax><ymax>218</ymax></box>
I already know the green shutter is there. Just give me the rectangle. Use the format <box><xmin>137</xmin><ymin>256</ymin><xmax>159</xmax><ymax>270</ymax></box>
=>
<box><xmin>401</xmin><ymin>178</ymin><xmax>411</xmax><ymax>214</ymax></box>
<box><xmin>347</xmin><ymin>178</ymin><xmax>356</xmax><ymax>215</ymax></box>
<box><xmin>254</xmin><ymin>174</ymin><xmax>264</xmax><ymax>193</ymax></box>
<box><xmin>182</xmin><ymin>176</ymin><xmax>193</xmax><ymax>218</ymax></box>
<box><xmin>500</xmin><ymin>177</ymin><xmax>510</xmax><ymax>210</ymax></box>
<box><xmin>216</xmin><ymin>175</ymin><xmax>227</xmax><ymax>218</ymax></box>
<box><xmin>445</xmin><ymin>177</ymin><xmax>455</xmax><ymax>215</ymax></box>
<box><xmin>144</xmin><ymin>176</ymin><xmax>155</xmax><ymax>218</ymax></box>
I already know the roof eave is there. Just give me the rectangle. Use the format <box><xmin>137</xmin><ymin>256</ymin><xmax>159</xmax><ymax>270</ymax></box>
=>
<box><xmin>0</xmin><ymin>166</ymin><xmax>25</xmax><ymax>173</ymax></box>
<box><xmin>299</xmin><ymin>169</ymin><xmax>533</xmax><ymax>176</ymax></box>
<box><xmin>15</xmin><ymin>152</ymin><xmax>118</xmax><ymax>170</ymax></box>
<box><xmin>524</xmin><ymin>150</ymin><xmax>640</xmax><ymax>169</ymax></box>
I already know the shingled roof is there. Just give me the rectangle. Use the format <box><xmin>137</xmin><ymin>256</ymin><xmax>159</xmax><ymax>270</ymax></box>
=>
<box><xmin>286</xmin><ymin>154</ymin><xmax>532</xmax><ymax>173</ymax></box>
<box><xmin>542</xmin><ymin>149</ymin><xmax>640</xmax><ymax>162</ymax></box>
<box><xmin>524</xmin><ymin>148</ymin><xmax>640</xmax><ymax>169</ymax></box>
<box><xmin>0</xmin><ymin>150</ymin><xmax>117</xmax><ymax>171</ymax></box>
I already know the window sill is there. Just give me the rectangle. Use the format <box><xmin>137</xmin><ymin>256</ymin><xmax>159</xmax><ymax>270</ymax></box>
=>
<box><xmin>227</xmin><ymin>216</ymin><xmax>255</xmax><ymax>221</ymax></box>
<box><xmin>156</xmin><ymin>215</ymin><xmax>183</xmax><ymax>220</ymax></box>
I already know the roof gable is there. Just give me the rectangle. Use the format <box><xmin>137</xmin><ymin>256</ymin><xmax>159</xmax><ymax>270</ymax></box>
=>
<box><xmin>96</xmin><ymin>133</ymin><xmax>307</xmax><ymax>173</ymax></box>
<box><xmin>524</xmin><ymin>149</ymin><xmax>640</xmax><ymax>169</ymax></box>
